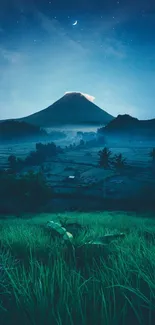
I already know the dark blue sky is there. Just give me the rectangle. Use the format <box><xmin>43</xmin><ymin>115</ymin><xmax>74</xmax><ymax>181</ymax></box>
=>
<box><xmin>0</xmin><ymin>0</ymin><xmax>155</xmax><ymax>119</ymax></box>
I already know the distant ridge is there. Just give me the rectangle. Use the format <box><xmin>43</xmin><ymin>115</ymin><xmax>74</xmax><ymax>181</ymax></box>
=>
<box><xmin>0</xmin><ymin>119</ymin><xmax>47</xmax><ymax>141</ymax></box>
<box><xmin>98</xmin><ymin>114</ymin><xmax>155</xmax><ymax>137</ymax></box>
<box><xmin>18</xmin><ymin>92</ymin><xmax>114</xmax><ymax>127</ymax></box>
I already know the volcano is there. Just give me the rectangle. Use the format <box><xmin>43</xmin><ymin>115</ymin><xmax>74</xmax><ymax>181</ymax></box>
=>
<box><xmin>20</xmin><ymin>92</ymin><xmax>114</xmax><ymax>127</ymax></box>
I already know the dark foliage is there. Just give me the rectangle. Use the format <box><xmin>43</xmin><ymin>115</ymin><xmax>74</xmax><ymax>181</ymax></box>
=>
<box><xmin>24</xmin><ymin>150</ymin><xmax>45</xmax><ymax>166</ymax></box>
<box><xmin>8</xmin><ymin>142</ymin><xmax>64</xmax><ymax>170</ymax></box>
<box><xmin>79</xmin><ymin>139</ymin><xmax>85</xmax><ymax>146</ymax></box>
<box><xmin>112</xmin><ymin>153</ymin><xmax>127</xmax><ymax>170</ymax></box>
<box><xmin>98</xmin><ymin>147</ymin><xmax>112</xmax><ymax>168</ymax></box>
<box><xmin>0</xmin><ymin>170</ymin><xmax>53</xmax><ymax>214</ymax></box>
<box><xmin>98</xmin><ymin>147</ymin><xmax>127</xmax><ymax>170</ymax></box>
<box><xmin>36</xmin><ymin>142</ymin><xmax>63</xmax><ymax>157</ymax></box>
<box><xmin>139</xmin><ymin>183</ymin><xmax>155</xmax><ymax>205</ymax></box>
<box><xmin>8</xmin><ymin>155</ymin><xmax>24</xmax><ymax>172</ymax></box>
<box><xmin>149</xmin><ymin>148</ymin><xmax>155</xmax><ymax>164</ymax></box>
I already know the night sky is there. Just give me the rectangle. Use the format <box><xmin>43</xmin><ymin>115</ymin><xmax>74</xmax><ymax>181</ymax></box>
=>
<box><xmin>0</xmin><ymin>0</ymin><xmax>155</xmax><ymax>120</ymax></box>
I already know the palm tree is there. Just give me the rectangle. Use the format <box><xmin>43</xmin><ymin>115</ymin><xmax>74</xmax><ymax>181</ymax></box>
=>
<box><xmin>8</xmin><ymin>155</ymin><xmax>17</xmax><ymax>172</ymax></box>
<box><xmin>98</xmin><ymin>147</ymin><xmax>112</xmax><ymax>168</ymax></box>
<box><xmin>113</xmin><ymin>153</ymin><xmax>127</xmax><ymax>170</ymax></box>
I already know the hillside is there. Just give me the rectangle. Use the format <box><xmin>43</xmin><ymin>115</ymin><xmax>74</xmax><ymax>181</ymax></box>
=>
<box><xmin>19</xmin><ymin>92</ymin><xmax>114</xmax><ymax>127</ymax></box>
<box><xmin>0</xmin><ymin>120</ymin><xmax>47</xmax><ymax>141</ymax></box>
<box><xmin>98</xmin><ymin>114</ymin><xmax>155</xmax><ymax>137</ymax></box>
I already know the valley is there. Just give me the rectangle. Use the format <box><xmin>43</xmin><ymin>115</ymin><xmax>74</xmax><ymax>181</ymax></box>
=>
<box><xmin>1</xmin><ymin>132</ymin><xmax>155</xmax><ymax>211</ymax></box>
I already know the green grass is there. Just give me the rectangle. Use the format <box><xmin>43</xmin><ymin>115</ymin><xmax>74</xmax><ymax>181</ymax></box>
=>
<box><xmin>0</xmin><ymin>211</ymin><xmax>155</xmax><ymax>325</ymax></box>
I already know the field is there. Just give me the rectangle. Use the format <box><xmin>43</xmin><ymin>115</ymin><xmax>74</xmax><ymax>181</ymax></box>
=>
<box><xmin>0</xmin><ymin>137</ymin><xmax>155</xmax><ymax>210</ymax></box>
<box><xmin>0</xmin><ymin>211</ymin><xmax>155</xmax><ymax>325</ymax></box>
<box><xmin>0</xmin><ymin>139</ymin><xmax>154</xmax><ymax>168</ymax></box>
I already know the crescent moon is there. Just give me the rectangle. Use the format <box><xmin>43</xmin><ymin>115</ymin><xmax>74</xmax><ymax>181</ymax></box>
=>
<box><xmin>73</xmin><ymin>20</ymin><xmax>78</xmax><ymax>26</ymax></box>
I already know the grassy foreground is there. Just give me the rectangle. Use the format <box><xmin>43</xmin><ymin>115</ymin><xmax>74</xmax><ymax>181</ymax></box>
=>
<box><xmin>0</xmin><ymin>211</ymin><xmax>155</xmax><ymax>325</ymax></box>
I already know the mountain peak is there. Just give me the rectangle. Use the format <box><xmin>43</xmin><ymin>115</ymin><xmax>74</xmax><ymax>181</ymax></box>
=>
<box><xmin>102</xmin><ymin>113</ymin><xmax>155</xmax><ymax>137</ymax></box>
<box><xmin>63</xmin><ymin>92</ymin><xmax>83</xmax><ymax>98</ymax></box>
<box><xmin>117</xmin><ymin>114</ymin><xmax>139</xmax><ymax>121</ymax></box>
<box><xmin>64</xmin><ymin>91</ymin><xmax>95</xmax><ymax>103</ymax></box>
<box><xmin>19</xmin><ymin>93</ymin><xmax>114</xmax><ymax>127</ymax></box>
<box><xmin>60</xmin><ymin>92</ymin><xmax>88</xmax><ymax>103</ymax></box>
<box><xmin>104</xmin><ymin>114</ymin><xmax>139</xmax><ymax>131</ymax></box>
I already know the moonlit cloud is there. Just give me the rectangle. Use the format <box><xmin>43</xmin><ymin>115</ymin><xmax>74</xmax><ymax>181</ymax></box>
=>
<box><xmin>83</xmin><ymin>93</ymin><xmax>95</xmax><ymax>102</ymax></box>
<box><xmin>65</xmin><ymin>91</ymin><xmax>95</xmax><ymax>102</ymax></box>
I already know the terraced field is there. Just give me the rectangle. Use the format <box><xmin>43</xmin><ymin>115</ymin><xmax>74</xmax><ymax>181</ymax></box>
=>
<box><xmin>0</xmin><ymin>140</ymin><xmax>153</xmax><ymax>169</ymax></box>
<box><xmin>1</xmin><ymin>139</ymin><xmax>154</xmax><ymax>205</ymax></box>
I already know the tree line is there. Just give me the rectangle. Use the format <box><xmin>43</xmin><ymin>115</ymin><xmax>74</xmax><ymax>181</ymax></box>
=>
<box><xmin>0</xmin><ymin>169</ymin><xmax>53</xmax><ymax>214</ymax></box>
<box><xmin>8</xmin><ymin>142</ymin><xmax>63</xmax><ymax>172</ymax></box>
<box><xmin>98</xmin><ymin>147</ymin><xmax>155</xmax><ymax>170</ymax></box>
<box><xmin>0</xmin><ymin>120</ymin><xmax>47</xmax><ymax>141</ymax></box>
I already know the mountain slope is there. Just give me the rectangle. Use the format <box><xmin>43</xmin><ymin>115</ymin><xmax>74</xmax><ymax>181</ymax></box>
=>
<box><xmin>98</xmin><ymin>114</ymin><xmax>155</xmax><ymax>137</ymax></box>
<box><xmin>20</xmin><ymin>92</ymin><xmax>114</xmax><ymax>127</ymax></box>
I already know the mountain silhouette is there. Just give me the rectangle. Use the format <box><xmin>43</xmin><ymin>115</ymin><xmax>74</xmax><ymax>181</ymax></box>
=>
<box><xmin>19</xmin><ymin>92</ymin><xmax>114</xmax><ymax>127</ymax></box>
<box><xmin>98</xmin><ymin>114</ymin><xmax>155</xmax><ymax>137</ymax></box>
<box><xmin>0</xmin><ymin>120</ymin><xmax>47</xmax><ymax>142</ymax></box>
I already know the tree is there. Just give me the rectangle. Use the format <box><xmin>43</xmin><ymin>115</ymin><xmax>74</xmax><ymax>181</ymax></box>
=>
<box><xmin>0</xmin><ymin>170</ymin><xmax>53</xmax><ymax>213</ymax></box>
<box><xmin>36</xmin><ymin>142</ymin><xmax>63</xmax><ymax>157</ymax></box>
<box><xmin>98</xmin><ymin>147</ymin><xmax>112</xmax><ymax>168</ymax></box>
<box><xmin>24</xmin><ymin>142</ymin><xmax>63</xmax><ymax>167</ymax></box>
<box><xmin>8</xmin><ymin>155</ymin><xmax>24</xmax><ymax>172</ymax></box>
<box><xmin>8</xmin><ymin>155</ymin><xmax>17</xmax><ymax>171</ymax></box>
<box><xmin>77</xmin><ymin>131</ymin><xmax>83</xmax><ymax>137</ymax></box>
<box><xmin>79</xmin><ymin>139</ymin><xmax>85</xmax><ymax>146</ymax></box>
<box><xmin>149</xmin><ymin>148</ymin><xmax>155</xmax><ymax>164</ymax></box>
<box><xmin>17</xmin><ymin>171</ymin><xmax>53</xmax><ymax>211</ymax></box>
<box><xmin>112</xmin><ymin>153</ymin><xmax>127</xmax><ymax>170</ymax></box>
<box><xmin>25</xmin><ymin>150</ymin><xmax>44</xmax><ymax>166</ymax></box>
